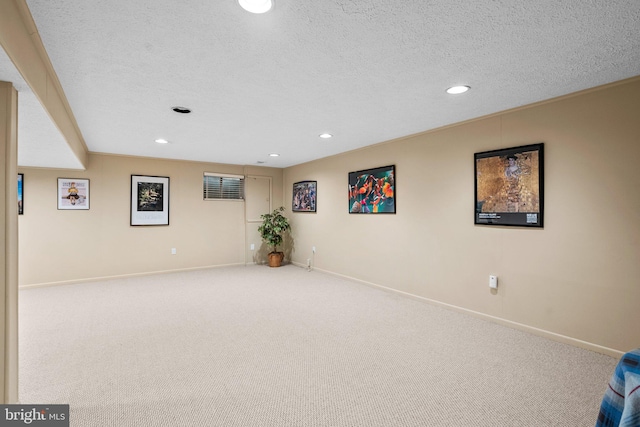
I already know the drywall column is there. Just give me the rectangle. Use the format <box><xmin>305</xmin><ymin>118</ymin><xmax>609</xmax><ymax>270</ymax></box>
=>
<box><xmin>0</xmin><ymin>81</ymin><xmax>19</xmax><ymax>403</ymax></box>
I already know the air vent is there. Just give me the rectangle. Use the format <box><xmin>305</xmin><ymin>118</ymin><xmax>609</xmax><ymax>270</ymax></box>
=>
<box><xmin>172</xmin><ymin>106</ymin><xmax>192</xmax><ymax>114</ymax></box>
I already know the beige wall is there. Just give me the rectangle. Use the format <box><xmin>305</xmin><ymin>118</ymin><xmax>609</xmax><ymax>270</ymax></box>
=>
<box><xmin>17</xmin><ymin>78</ymin><xmax>640</xmax><ymax>355</ymax></box>
<box><xmin>284</xmin><ymin>77</ymin><xmax>640</xmax><ymax>354</ymax></box>
<box><xmin>19</xmin><ymin>154</ymin><xmax>283</xmax><ymax>286</ymax></box>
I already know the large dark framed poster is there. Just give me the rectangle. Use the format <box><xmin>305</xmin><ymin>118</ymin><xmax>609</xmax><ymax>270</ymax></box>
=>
<box><xmin>131</xmin><ymin>175</ymin><xmax>170</xmax><ymax>226</ymax></box>
<box><xmin>474</xmin><ymin>143</ymin><xmax>544</xmax><ymax>227</ymax></box>
<box><xmin>348</xmin><ymin>164</ymin><xmax>395</xmax><ymax>214</ymax></box>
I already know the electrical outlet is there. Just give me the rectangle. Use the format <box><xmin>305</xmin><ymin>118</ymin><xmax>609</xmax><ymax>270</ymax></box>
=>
<box><xmin>312</xmin><ymin>246</ymin><xmax>316</xmax><ymax>253</ymax></box>
<box><xmin>250</xmin><ymin>243</ymin><xmax>255</xmax><ymax>250</ymax></box>
<box><xmin>171</xmin><ymin>248</ymin><xmax>177</xmax><ymax>255</ymax></box>
<box><xmin>307</xmin><ymin>258</ymin><xmax>311</xmax><ymax>267</ymax></box>
<box><xmin>489</xmin><ymin>275</ymin><xmax>498</xmax><ymax>289</ymax></box>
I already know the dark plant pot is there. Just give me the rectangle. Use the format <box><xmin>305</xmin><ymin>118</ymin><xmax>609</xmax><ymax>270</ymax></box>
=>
<box><xmin>268</xmin><ymin>252</ymin><xmax>284</xmax><ymax>268</ymax></box>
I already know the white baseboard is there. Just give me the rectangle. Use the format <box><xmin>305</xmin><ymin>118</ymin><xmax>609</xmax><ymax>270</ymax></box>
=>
<box><xmin>19</xmin><ymin>263</ymin><xmax>247</xmax><ymax>289</ymax></box>
<box><xmin>292</xmin><ymin>262</ymin><xmax>625</xmax><ymax>359</ymax></box>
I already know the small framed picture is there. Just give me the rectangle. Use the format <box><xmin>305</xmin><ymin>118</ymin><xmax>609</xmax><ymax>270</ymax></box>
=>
<box><xmin>57</xmin><ymin>178</ymin><xmax>90</xmax><ymax>210</ymax></box>
<box><xmin>131</xmin><ymin>175</ymin><xmax>170</xmax><ymax>226</ymax></box>
<box><xmin>292</xmin><ymin>181</ymin><xmax>317</xmax><ymax>212</ymax></box>
<box><xmin>474</xmin><ymin>143</ymin><xmax>544</xmax><ymax>227</ymax></box>
<box><xmin>18</xmin><ymin>173</ymin><xmax>24</xmax><ymax>215</ymax></box>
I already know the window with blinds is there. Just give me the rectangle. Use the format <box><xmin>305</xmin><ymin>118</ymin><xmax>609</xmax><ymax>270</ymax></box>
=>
<box><xmin>203</xmin><ymin>173</ymin><xmax>245</xmax><ymax>200</ymax></box>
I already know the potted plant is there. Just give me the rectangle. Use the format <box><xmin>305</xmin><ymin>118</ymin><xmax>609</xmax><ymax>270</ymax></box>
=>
<box><xmin>258</xmin><ymin>206</ymin><xmax>291</xmax><ymax>267</ymax></box>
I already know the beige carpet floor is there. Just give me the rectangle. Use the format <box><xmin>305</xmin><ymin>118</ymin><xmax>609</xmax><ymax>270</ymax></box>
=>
<box><xmin>19</xmin><ymin>265</ymin><xmax>617</xmax><ymax>426</ymax></box>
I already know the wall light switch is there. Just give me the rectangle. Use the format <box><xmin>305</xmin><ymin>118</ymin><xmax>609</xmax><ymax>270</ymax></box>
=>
<box><xmin>171</xmin><ymin>248</ymin><xmax>177</xmax><ymax>255</ymax></box>
<box><xmin>489</xmin><ymin>275</ymin><xmax>498</xmax><ymax>289</ymax></box>
<box><xmin>250</xmin><ymin>244</ymin><xmax>255</xmax><ymax>250</ymax></box>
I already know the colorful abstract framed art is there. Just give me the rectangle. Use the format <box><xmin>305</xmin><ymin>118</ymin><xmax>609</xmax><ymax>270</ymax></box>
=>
<box><xmin>348</xmin><ymin>165</ymin><xmax>395</xmax><ymax>214</ymax></box>
<box><xmin>18</xmin><ymin>173</ymin><xmax>23</xmax><ymax>215</ymax></box>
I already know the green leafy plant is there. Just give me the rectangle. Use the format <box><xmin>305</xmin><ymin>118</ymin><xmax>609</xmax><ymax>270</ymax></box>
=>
<box><xmin>258</xmin><ymin>207</ymin><xmax>291</xmax><ymax>254</ymax></box>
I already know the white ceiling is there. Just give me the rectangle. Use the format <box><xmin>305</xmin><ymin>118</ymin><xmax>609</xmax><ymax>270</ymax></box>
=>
<box><xmin>4</xmin><ymin>0</ymin><xmax>640</xmax><ymax>169</ymax></box>
<box><xmin>0</xmin><ymin>47</ymin><xmax>84</xmax><ymax>169</ymax></box>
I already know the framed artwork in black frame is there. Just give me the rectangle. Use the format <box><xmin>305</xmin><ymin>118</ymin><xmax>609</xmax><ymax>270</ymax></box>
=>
<box><xmin>474</xmin><ymin>143</ymin><xmax>544</xmax><ymax>227</ymax></box>
<box><xmin>348</xmin><ymin>164</ymin><xmax>395</xmax><ymax>214</ymax></box>
<box><xmin>18</xmin><ymin>173</ymin><xmax>24</xmax><ymax>215</ymax></box>
<box><xmin>292</xmin><ymin>181</ymin><xmax>317</xmax><ymax>212</ymax></box>
<box><xmin>131</xmin><ymin>175</ymin><xmax>170</xmax><ymax>226</ymax></box>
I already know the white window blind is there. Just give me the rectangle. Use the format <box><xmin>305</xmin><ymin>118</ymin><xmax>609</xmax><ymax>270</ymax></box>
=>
<box><xmin>203</xmin><ymin>173</ymin><xmax>245</xmax><ymax>200</ymax></box>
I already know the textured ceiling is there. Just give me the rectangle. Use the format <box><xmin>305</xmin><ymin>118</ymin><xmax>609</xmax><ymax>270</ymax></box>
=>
<box><xmin>0</xmin><ymin>47</ymin><xmax>84</xmax><ymax>169</ymax></box>
<box><xmin>6</xmin><ymin>0</ymin><xmax>640</xmax><ymax>168</ymax></box>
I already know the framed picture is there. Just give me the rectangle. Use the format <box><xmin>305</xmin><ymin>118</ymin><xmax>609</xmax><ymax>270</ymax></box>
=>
<box><xmin>292</xmin><ymin>181</ymin><xmax>317</xmax><ymax>212</ymax></box>
<box><xmin>131</xmin><ymin>175</ymin><xmax>170</xmax><ymax>226</ymax></box>
<box><xmin>18</xmin><ymin>173</ymin><xmax>23</xmax><ymax>215</ymax></box>
<box><xmin>348</xmin><ymin>164</ymin><xmax>395</xmax><ymax>214</ymax></box>
<box><xmin>474</xmin><ymin>143</ymin><xmax>544</xmax><ymax>227</ymax></box>
<box><xmin>57</xmin><ymin>178</ymin><xmax>90</xmax><ymax>210</ymax></box>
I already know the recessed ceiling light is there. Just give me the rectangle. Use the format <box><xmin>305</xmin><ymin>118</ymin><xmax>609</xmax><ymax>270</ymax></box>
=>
<box><xmin>269</xmin><ymin>153</ymin><xmax>280</xmax><ymax>157</ymax></box>
<box><xmin>239</xmin><ymin>0</ymin><xmax>273</xmax><ymax>13</ymax></box>
<box><xmin>155</xmin><ymin>139</ymin><xmax>169</xmax><ymax>144</ymax></box>
<box><xmin>446</xmin><ymin>85</ymin><xmax>470</xmax><ymax>95</ymax></box>
<box><xmin>319</xmin><ymin>133</ymin><xmax>333</xmax><ymax>139</ymax></box>
<box><xmin>172</xmin><ymin>106</ymin><xmax>192</xmax><ymax>114</ymax></box>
